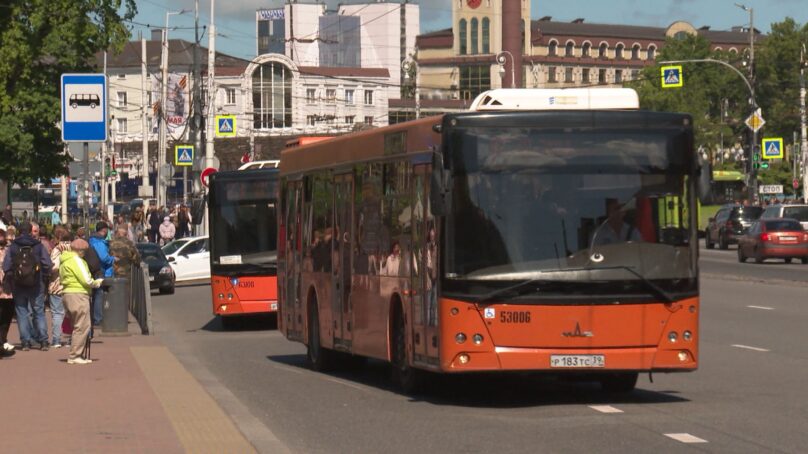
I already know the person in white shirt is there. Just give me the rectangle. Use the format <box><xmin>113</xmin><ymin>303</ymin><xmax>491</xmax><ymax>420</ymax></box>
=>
<box><xmin>592</xmin><ymin>198</ymin><xmax>642</xmax><ymax>246</ymax></box>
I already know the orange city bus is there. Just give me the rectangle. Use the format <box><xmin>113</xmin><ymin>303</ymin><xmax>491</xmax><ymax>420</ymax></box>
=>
<box><xmin>278</xmin><ymin>88</ymin><xmax>703</xmax><ymax>392</ymax></box>
<box><xmin>208</xmin><ymin>167</ymin><xmax>280</xmax><ymax>328</ymax></box>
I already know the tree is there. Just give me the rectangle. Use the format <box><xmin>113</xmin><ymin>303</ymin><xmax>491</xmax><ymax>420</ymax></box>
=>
<box><xmin>629</xmin><ymin>33</ymin><xmax>750</xmax><ymax>151</ymax></box>
<box><xmin>754</xmin><ymin>18</ymin><xmax>808</xmax><ymax>140</ymax></box>
<box><xmin>0</xmin><ymin>0</ymin><xmax>136</xmax><ymax>186</ymax></box>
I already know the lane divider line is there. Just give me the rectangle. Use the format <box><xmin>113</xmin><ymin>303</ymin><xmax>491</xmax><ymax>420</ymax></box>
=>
<box><xmin>665</xmin><ymin>433</ymin><xmax>708</xmax><ymax>443</ymax></box>
<box><xmin>732</xmin><ymin>344</ymin><xmax>770</xmax><ymax>352</ymax></box>
<box><xmin>747</xmin><ymin>305</ymin><xmax>774</xmax><ymax>310</ymax></box>
<box><xmin>588</xmin><ymin>405</ymin><xmax>624</xmax><ymax>414</ymax></box>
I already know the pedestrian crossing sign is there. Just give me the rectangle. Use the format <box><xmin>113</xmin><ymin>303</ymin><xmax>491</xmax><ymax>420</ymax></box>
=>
<box><xmin>761</xmin><ymin>138</ymin><xmax>783</xmax><ymax>160</ymax></box>
<box><xmin>215</xmin><ymin>115</ymin><xmax>237</xmax><ymax>137</ymax></box>
<box><xmin>660</xmin><ymin>65</ymin><xmax>683</xmax><ymax>88</ymax></box>
<box><xmin>174</xmin><ymin>144</ymin><xmax>194</xmax><ymax>166</ymax></box>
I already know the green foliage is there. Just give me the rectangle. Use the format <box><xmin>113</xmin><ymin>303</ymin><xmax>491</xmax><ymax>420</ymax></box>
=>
<box><xmin>629</xmin><ymin>33</ymin><xmax>749</xmax><ymax>149</ymax></box>
<box><xmin>0</xmin><ymin>0</ymin><xmax>136</xmax><ymax>186</ymax></box>
<box><xmin>758</xmin><ymin>162</ymin><xmax>798</xmax><ymax>195</ymax></box>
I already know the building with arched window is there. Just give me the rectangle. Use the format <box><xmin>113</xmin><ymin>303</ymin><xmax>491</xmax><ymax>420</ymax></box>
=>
<box><xmin>394</xmin><ymin>3</ymin><xmax>760</xmax><ymax>120</ymax></box>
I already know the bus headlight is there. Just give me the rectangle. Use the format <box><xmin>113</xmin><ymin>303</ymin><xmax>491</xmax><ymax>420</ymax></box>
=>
<box><xmin>458</xmin><ymin>353</ymin><xmax>470</xmax><ymax>364</ymax></box>
<box><xmin>227</xmin><ymin>293</ymin><xmax>233</xmax><ymax>300</ymax></box>
<box><xmin>472</xmin><ymin>334</ymin><xmax>484</xmax><ymax>345</ymax></box>
<box><xmin>455</xmin><ymin>333</ymin><xmax>467</xmax><ymax>344</ymax></box>
<box><xmin>668</xmin><ymin>331</ymin><xmax>678</xmax><ymax>343</ymax></box>
<box><xmin>683</xmin><ymin>330</ymin><xmax>692</xmax><ymax>341</ymax></box>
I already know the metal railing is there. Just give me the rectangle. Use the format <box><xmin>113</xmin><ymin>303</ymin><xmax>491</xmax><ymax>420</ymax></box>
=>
<box><xmin>129</xmin><ymin>262</ymin><xmax>154</xmax><ymax>335</ymax></box>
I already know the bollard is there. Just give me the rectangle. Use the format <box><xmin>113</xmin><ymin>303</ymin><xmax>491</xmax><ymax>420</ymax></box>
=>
<box><xmin>101</xmin><ymin>277</ymin><xmax>131</xmax><ymax>336</ymax></box>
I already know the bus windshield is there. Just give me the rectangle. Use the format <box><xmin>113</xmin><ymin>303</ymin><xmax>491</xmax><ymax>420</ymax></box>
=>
<box><xmin>445</xmin><ymin>126</ymin><xmax>697</xmax><ymax>300</ymax></box>
<box><xmin>210</xmin><ymin>177</ymin><xmax>278</xmax><ymax>271</ymax></box>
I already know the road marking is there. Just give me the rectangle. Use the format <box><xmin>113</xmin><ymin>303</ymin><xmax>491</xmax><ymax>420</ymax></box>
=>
<box><xmin>732</xmin><ymin>344</ymin><xmax>770</xmax><ymax>352</ymax></box>
<box><xmin>588</xmin><ymin>405</ymin><xmax>624</xmax><ymax>414</ymax></box>
<box><xmin>747</xmin><ymin>305</ymin><xmax>774</xmax><ymax>310</ymax></box>
<box><xmin>665</xmin><ymin>433</ymin><xmax>708</xmax><ymax>443</ymax></box>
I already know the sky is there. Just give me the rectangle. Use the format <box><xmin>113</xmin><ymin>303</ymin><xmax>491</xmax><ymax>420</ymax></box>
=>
<box><xmin>129</xmin><ymin>0</ymin><xmax>808</xmax><ymax>61</ymax></box>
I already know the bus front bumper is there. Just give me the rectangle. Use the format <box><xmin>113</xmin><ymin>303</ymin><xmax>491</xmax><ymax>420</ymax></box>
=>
<box><xmin>214</xmin><ymin>300</ymin><xmax>279</xmax><ymax>316</ymax></box>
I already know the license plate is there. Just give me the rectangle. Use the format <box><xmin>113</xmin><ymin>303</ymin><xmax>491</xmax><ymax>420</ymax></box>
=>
<box><xmin>149</xmin><ymin>276</ymin><xmax>155</xmax><ymax>282</ymax></box>
<box><xmin>550</xmin><ymin>354</ymin><xmax>605</xmax><ymax>368</ymax></box>
<box><xmin>781</xmin><ymin>236</ymin><xmax>796</xmax><ymax>241</ymax></box>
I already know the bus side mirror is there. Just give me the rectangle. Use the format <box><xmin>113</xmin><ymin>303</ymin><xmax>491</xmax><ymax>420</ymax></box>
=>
<box><xmin>697</xmin><ymin>154</ymin><xmax>712</xmax><ymax>205</ymax></box>
<box><xmin>430</xmin><ymin>152</ymin><xmax>450</xmax><ymax>216</ymax></box>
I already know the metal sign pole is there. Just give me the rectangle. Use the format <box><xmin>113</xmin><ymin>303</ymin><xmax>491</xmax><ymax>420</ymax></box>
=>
<box><xmin>83</xmin><ymin>141</ymin><xmax>90</xmax><ymax>228</ymax></box>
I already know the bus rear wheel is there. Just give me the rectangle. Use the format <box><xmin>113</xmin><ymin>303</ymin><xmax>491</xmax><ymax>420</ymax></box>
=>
<box><xmin>391</xmin><ymin>303</ymin><xmax>423</xmax><ymax>394</ymax></box>
<box><xmin>307</xmin><ymin>297</ymin><xmax>333</xmax><ymax>372</ymax></box>
<box><xmin>599</xmin><ymin>372</ymin><xmax>638</xmax><ymax>393</ymax></box>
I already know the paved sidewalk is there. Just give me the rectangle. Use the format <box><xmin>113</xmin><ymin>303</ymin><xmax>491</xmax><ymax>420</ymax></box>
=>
<box><xmin>1</xmin><ymin>316</ymin><xmax>255</xmax><ymax>453</ymax></box>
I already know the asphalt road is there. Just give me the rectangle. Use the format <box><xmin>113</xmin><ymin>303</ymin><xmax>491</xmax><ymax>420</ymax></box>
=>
<box><xmin>151</xmin><ymin>253</ymin><xmax>808</xmax><ymax>453</ymax></box>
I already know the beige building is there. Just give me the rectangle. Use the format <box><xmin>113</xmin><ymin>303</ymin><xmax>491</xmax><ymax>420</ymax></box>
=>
<box><xmin>390</xmin><ymin>0</ymin><xmax>758</xmax><ymax>121</ymax></box>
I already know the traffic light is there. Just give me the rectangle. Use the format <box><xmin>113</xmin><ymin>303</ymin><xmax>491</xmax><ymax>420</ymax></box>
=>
<box><xmin>104</xmin><ymin>157</ymin><xmax>111</xmax><ymax>176</ymax></box>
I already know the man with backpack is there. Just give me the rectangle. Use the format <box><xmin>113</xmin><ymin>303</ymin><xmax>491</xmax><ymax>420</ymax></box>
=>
<box><xmin>88</xmin><ymin>222</ymin><xmax>114</xmax><ymax>327</ymax></box>
<box><xmin>2</xmin><ymin>222</ymin><xmax>53</xmax><ymax>351</ymax></box>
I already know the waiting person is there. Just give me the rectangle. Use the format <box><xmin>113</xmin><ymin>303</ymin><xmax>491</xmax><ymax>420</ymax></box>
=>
<box><xmin>2</xmin><ymin>221</ymin><xmax>53</xmax><ymax>351</ymax></box>
<box><xmin>129</xmin><ymin>211</ymin><xmax>146</xmax><ymax>243</ymax></box>
<box><xmin>1</xmin><ymin>204</ymin><xmax>12</xmax><ymax>226</ymax></box>
<box><xmin>0</xmin><ymin>228</ymin><xmax>16</xmax><ymax>357</ymax></box>
<box><xmin>5</xmin><ymin>225</ymin><xmax>15</xmax><ymax>242</ymax></box>
<box><xmin>109</xmin><ymin>226</ymin><xmax>141</xmax><ymax>277</ymax></box>
<box><xmin>177</xmin><ymin>206</ymin><xmax>191</xmax><ymax>239</ymax></box>
<box><xmin>59</xmin><ymin>238</ymin><xmax>103</xmax><ymax>365</ymax></box>
<box><xmin>159</xmin><ymin>216</ymin><xmax>176</xmax><ymax>246</ymax></box>
<box><xmin>148</xmin><ymin>207</ymin><xmax>162</xmax><ymax>243</ymax></box>
<box><xmin>75</xmin><ymin>226</ymin><xmax>87</xmax><ymax>240</ymax></box>
<box><xmin>88</xmin><ymin>222</ymin><xmax>114</xmax><ymax>326</ymax></box>
<box><xmin>47</xmin><ymin>226</ymin><xmax>72</xmax><ymax>348</ymax></box>
<box><xmin>592</xmin><ymin>198</ymin><xmax>642</xmax><ymax>246</ymax></box>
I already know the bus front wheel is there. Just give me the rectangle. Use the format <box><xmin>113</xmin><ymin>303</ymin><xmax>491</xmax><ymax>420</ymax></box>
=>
<box><xmin>391</xmin><ymin>302</ymin><xmax>424</xmax><ymax>394</ymax></box>
<box><xmin>599</xmin><ymin>372</ymin><xmax>638</xmax><ymax>393</ymax></box>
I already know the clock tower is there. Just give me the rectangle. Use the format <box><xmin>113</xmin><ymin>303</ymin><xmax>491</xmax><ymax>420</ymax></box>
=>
<box><xmin>452</xmin><ymin>0</ymin><xmax>531</xmax><ymax>57</ymax></box>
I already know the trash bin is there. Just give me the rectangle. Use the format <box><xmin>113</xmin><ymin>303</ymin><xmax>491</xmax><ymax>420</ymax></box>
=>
<box><xmin>101</xmin><ymin>277</ymin><xmax>130</xmax><ymax>336</ymax></box>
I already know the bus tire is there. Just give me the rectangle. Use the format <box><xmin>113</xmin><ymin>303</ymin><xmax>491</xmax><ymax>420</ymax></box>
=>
<box><xmin>391</xmin><ymin>301</ymin><xmax>423</xmax><ymax>394</ymax></box>
<box><xmin>307</xmin><ymin>296</ymin><xmax>333</xmax><ymax>372</ymax></box>
<box><xmin>599</xmin><ymin>372</ymin><xmax>638</xmax><ymax>393</ymax></box>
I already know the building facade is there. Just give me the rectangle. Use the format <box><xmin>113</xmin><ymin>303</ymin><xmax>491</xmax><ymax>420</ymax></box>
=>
<box><xmin>256</xmin><ymin>1</ymin><xmax>420</xmax><ymax>98</ymax></box>
<box><xmin>389</xmin><ymin>0</ymin><xmax>758</xmax><ymax>121</ymax></box>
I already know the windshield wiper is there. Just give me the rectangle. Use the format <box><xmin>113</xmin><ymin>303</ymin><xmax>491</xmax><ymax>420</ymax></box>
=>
<box><xmin>584</xmin><ymin>265</ymin><xmax>674</xmax><ymax>303</ymax></box>
<box><xmin>477</xmin><ymin>278</ymin><xmax>548</xmax><ymax>304</ymax></box>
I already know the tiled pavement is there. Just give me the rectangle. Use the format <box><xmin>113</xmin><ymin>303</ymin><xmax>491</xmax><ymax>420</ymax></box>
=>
<box><xmin>1</xmin><ymin>316</ymin><xmax>256</xmax><ymax>453</ymax></box>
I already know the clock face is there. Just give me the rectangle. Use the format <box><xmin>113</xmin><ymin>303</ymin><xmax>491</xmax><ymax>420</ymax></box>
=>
<box><xmin>467</xmin><ymin>0</ymin><xmax>482</xmax><ymax>9</ymax></box>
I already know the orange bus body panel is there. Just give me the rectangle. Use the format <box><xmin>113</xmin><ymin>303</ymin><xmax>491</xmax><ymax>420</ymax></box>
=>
<box><xmin>438</xmin><ymin>297</ymin><xmax>699</xmax><ymax>372</ymax></box>
<box><xmin>211</xmin><ymin>275</ymin><xmax>279</xmax><ymax>316</ymax></box>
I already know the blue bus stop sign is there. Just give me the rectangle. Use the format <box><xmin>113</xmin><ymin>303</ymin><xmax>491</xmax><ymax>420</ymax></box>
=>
<box><xmin>61</xmin><ymin>73</ymin><xmax>108</xmax><ymax>142</ymax></box>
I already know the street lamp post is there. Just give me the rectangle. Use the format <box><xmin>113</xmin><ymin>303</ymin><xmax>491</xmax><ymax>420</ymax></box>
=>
<box><xmin>158</xmin><ymin>9</ymin><xmax>187</xmax><ymax>209</ymax></box>
<box><xmin>401</xmin><ymin>56</ymin><xmax>420</xmax><ymax>119</ymax></box>
<box><xmin>800</xmin><ymin>43</ymin><xmax>807</xmax><ymax>202</ymax></box>
<box><xmin>736</xmin><ymin>3</ymin><xmax>758</xmax><ymax>202</ymax></box>
<box><xmin>496</xmin><ymin>51</ymin><xmax>515</xmax><ymax>88</ymax></box>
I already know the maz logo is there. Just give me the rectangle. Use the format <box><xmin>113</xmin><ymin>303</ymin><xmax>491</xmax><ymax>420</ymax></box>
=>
<box><xmin>562</xmin><ymin>322</ymin><xmax>594</xmax><ymax>338</ymax></box>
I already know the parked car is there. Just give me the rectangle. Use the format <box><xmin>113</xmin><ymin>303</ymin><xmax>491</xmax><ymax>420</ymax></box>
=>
<box><xmin>737</xmin><ymin>218</ymin><xmax>808</xmax><ymax>264</ymax></box>
<box><xmin>706</xmin><ymin>205</ymin><xmax>764</xmax><ymax>249</ymax></box>
<box><xmin>136</xmin><ymin>243</ymin><xmax>175</xmax><ymax>294</ymax></box>
<box><xmin>162</xmin><ymin>235</ymin><xmax>210</xmax><ymax>282</ymax></box>
<box><xmin>761</xmin><ymin>204</ymin><xmax>808</xmax><ymax>231</ymax></box>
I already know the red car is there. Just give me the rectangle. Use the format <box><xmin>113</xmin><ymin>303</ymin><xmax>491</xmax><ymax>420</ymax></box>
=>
<box><xmin>737</xmin><ymin>218</ymin><xmax>808</xmax><ymax>264</ymax></box>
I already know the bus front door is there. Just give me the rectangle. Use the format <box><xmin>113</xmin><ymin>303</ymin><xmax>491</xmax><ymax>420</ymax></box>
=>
<box><xmin>332</xmin><ymin>174</ymin><xmax>353</xmax><ymax>350</ymax></box>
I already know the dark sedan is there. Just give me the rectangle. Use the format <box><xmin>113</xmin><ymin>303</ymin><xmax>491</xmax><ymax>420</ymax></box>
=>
<box><xmin>136</xmin><ymin>243</ymin><xmax>175</xmax><ymax>294</ymax></box>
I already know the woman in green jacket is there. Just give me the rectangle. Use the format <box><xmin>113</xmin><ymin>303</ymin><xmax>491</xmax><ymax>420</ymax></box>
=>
<box><xmin>59</xmin><ymin>239</ymin><xmax>103</xmax><ymax>365</ymax></box>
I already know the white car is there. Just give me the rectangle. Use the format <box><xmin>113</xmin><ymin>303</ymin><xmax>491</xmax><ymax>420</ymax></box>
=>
<box><xmin>162</xmin><ymin>236</ymin><xmax>210</xmax><ymax>282</ymax></box>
